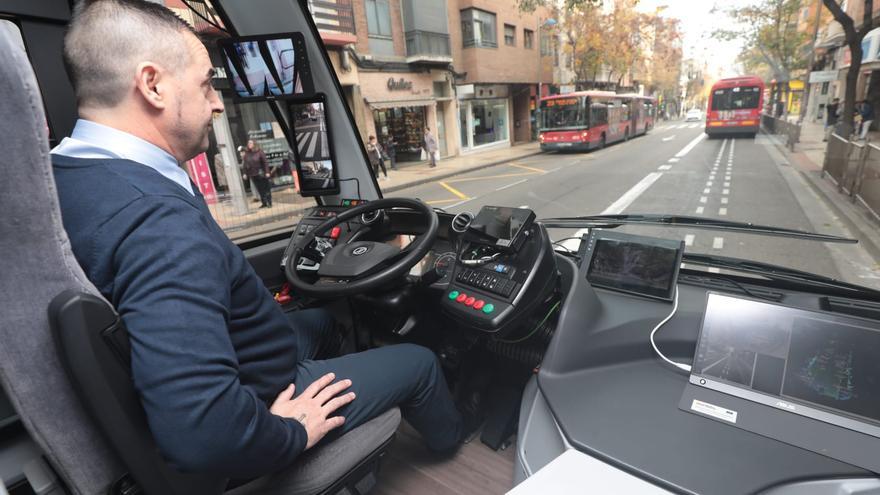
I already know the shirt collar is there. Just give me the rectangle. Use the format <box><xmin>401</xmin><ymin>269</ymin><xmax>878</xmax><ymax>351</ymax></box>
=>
<box><xmin>51</xmin><ymin>119</ymin><xmax>194</xmax><ymax>195</ymax></box>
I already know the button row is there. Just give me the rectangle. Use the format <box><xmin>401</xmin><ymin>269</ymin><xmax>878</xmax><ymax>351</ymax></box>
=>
<box><xmin>455</xmin><ymin>269</ymin><xmax>515</xmax><ymax>298</ymax></box>
<box><xmin>447</xmin><ymin>291</ymin><xmax>494</xmax><ymax>314</ymax></box>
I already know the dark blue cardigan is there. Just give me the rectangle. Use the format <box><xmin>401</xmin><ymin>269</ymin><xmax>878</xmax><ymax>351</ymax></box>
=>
<box><xmin>52</xmin><ymin>155</ymin><xmax>307</xmax><ymax>477</ymax></box>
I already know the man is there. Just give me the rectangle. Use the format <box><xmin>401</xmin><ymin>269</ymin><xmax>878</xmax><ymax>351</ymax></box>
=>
<box><xmin>242</xmin><ymin>139</ymin><xmax>272</xmax><ymax>208</ymax></box>
<box><xmin>423</xmin><ymin>127</ymin><xmax>438</xmax><ymax>168</ymax></box>
<box><xmin>824</xmin><ymin>97</ymin><xmax>840</xmax><ymax>142</ymax></box>
<box><xmin>51</xmin><ymin>0</ymin><xmax>462</xmax><ymax>479</ymax></box>
<box><xmin>365</xmin><ymin>135</ymin><xmax>388</xmax><ymax>181</ymax></box>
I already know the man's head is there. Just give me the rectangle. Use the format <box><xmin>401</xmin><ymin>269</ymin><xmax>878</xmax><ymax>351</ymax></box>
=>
<box><xmin>63</xmin><ymin>0</ymin><xmax>224</xmax><ymax>162</ymax></box>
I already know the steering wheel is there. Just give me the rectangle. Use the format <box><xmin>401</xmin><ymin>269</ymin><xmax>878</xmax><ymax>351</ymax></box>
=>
<box><xmin>285</xmin><ymin>197</ymin><xmax>439</xmax><ymax>298</ymax></box>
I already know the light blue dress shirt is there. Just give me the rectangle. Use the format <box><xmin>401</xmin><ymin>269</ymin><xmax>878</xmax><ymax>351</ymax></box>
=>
<box><xmin>51</xmin><ymin>119</ymin><xmax>195</xmax><ymax>195</ymax></box>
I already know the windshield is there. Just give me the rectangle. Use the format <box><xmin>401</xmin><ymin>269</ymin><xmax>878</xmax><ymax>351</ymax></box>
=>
<box><xmin>189</xmin><ymin>0</ymin><xmax>880</xmax><ymax>292</ymax></box>
<box><xmin>541</xmin><ymin>97</ymin><xmax>585</xmax><ymax>130</ymax></box>
<box><xmin>711</xmin><ymin>87</ymin><xmax>761</xmax><ymax>111</ymax></box>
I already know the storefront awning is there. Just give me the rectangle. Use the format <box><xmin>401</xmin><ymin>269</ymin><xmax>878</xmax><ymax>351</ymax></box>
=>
<box><xmin>365</xmin><ymin>98</ymin><xmax>436</xmax><ymax>109</ymax></box>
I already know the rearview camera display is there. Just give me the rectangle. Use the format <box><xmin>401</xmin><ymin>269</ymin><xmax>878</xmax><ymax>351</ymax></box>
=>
<box><xmin>693</xmin><ymin>293</ymin><xmax>880</xmax><ymax>437</ymax></box>
<box><xmin>584</xmin><ymin>232</ymin><xmax>683</xmax><ymax>301</ymax></box>
<box><xmin>290</xmin><ymin>97</ymin><xmax>337</xmax><ymax>194</ymax></box>
<box><xmin>218</xmin><ymin>33</ymin><xmax>314</xmax><ymax>101</ymax></box>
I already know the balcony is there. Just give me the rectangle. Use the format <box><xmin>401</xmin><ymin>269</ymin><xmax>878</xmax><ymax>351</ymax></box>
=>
<box><xmin>308</xmin><ymin>0</ymin><xmax>357</xmax><ymax>47</ymax></box>
<box><xmin>405</xmin><ymin>30</ymin><xmax>452</xmax><ymax>64</ymax></box>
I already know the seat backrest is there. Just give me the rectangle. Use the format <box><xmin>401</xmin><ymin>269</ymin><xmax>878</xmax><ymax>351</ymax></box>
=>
<box><xmin>0</xmin><ymin>24</ymin><xmax>124</xmax><ymax>494</ymax></box>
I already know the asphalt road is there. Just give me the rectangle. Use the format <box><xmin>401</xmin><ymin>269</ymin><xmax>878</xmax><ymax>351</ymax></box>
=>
<box><xmin>295</xmin><ymin>119</ymin><xmax>329</xmax><ymax>162</ymax></box>
<box><xmin>392</xmin><ymin>120</ymin><xmax>880</xmax><ymax>289</ymax></box>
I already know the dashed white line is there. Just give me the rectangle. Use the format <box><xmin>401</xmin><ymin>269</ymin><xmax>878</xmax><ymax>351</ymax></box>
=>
<box><xmin>495</xmin><ymin>178</ymin><xmax>528</xmax><ymax>191</ymax></box>
<box><xmin>722</xmin><ymin>188</ymin><xmax>730</xmax><ymax>195</ymax></box>
<box><xmin>723</xmin><ymin>181</ymin><xmax>730</xmax><ymax>187</ymax></box>
<box><xmin>706</xmin><ymin>180</ymin><xmax>713</xmax><ymax>186</ymax></box>
<box><xmin>658</xmin><ymin>165</ymin><xmax>672</xmax><ymax>170</ymax></box>
<box><xmin>668</xmin><ymin>158</ymin><xmax>680</xmax><ymax>162</ymax></box>
<box><xmin>713</xmin><ymin>237</ymin><xmax>724</xmax><ymax>249</ymax></box>
<box><xmin>721</xmin><ymin>197</ymin><xmax>729</xmax><ymax>204</ymax></box>
<box><xmin>601</xmin><ymin>172</ymin><xmax>664</xmax><ymax>214</ymax></box>
<box><xmin>699</xmin><ymin>196</ymin><xmax>708</xmax><ymax>203</ymax></box>
<box><xmin>719</xmin><ymin>207</ymin><xmax>728</xmax><ymax>216</ymax></box>
<box><xmin>685</xmin><ymin>234</ymin><xmax>695</xmax><ymax>246</ymax></box>
<box><xmin>675</xmin><ymin>133</ymin><xmax>708</xmax><ymax>157</ymax></box>
<box><xmin>703</xmin><ymin>188</ymin><xmax>711</xmax><ymax>194</ymax></box>
<box><xmin>662</xmin><ymin>136</ymin><xmax>675</xmax><ymax>142</ymax></box>
<box><xmin>696</xmin><ymin>206</ymin><xmax>705</xmax><ymax>214</ymax></box>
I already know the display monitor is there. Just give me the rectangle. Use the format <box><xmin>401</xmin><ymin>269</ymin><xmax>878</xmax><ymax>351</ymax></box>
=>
<box><xmin>582</xmin><ymin>231</ymin><xmax>683</xmax><ymax>301</ymax></box>
<box><xmin>692</xmin><ymin>293</ymin><xmax>880</xmax><ymax>438</ymax></box>
<box><xmin>289</xmin><ymin>94</ymin><xmax>338</xmax><ymax>196</ymax></box>
<box><xmin>469</xmin><ymin>206</ymin><xmax>536</xmax><ymax>250</ymax></box>
<box><xmin>218</xmin><ymin>33</ymin><xmax>314</xmax><ymax>101</ymax></box>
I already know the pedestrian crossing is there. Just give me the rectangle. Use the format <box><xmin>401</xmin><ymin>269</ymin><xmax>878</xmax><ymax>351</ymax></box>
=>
<box><xmin>296</xmin><ymin>130</ymin><xmax>329</xmax><ymax>161</ymax></box>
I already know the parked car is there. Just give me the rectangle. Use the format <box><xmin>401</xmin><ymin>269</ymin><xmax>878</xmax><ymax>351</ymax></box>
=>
<box><xmin>685</xmin><ymin>108</ymin><xmax>702</xmax><ymax>121</ymax></box>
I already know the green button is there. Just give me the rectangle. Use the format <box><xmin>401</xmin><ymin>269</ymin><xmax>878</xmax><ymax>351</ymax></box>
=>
<box><xmin>448</xmin><ymin>290</ymin><xmax>460</xmax><ymax>300</ymax></box>
<box><xmin>482</xmin><ymin>303</ymin><xmax>495</xmax><ymax>314</ymax></box>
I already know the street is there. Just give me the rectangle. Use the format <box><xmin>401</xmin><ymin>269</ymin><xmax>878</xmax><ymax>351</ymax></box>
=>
<box><xmin>393</xmin><ymin>122</ymin><xmax>880</xmax><ymax>289</ymax></box>
<box><xmin>295</xmin><ymin>119</ymin><xmax>330</xmax><ymax>162</ymax></box>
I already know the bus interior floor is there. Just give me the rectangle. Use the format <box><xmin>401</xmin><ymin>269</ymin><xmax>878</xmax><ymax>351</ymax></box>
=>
<box><xmin>373</xmin><ymin>422</ymin><xmax>516</xmax><ymax>495</ymax></box>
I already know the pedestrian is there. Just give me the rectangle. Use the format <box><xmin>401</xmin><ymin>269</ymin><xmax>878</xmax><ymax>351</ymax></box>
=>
<box><xmin>383</xmin><ymin>135</ymin><xmax>397</xmax><ymax>170</ymax></box>
<box><xmin>423</xmin><ymin>127</ymin><xmax>438</xmax><ymax>168</ymax></box>
<box><xmin>824</xmin><ymin>97</ymin><xmax>840</xmax><ymax>142</ymax></box>
<box><xmin>366</xmin><ymin>135</ymin><xmax>388</xmax><ymax>181</ymax></box>
<box><xmin>243</xmin><ymin>139</ymin><xmax>272</xmax><ymax>208</ymax></box>
<box><xmin>860</xmin><ymin>100</ymin><xmax>875</xmax><ymax>140</ymax></box>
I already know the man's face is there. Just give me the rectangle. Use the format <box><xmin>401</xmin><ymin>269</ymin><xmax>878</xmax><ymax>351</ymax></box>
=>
<box><xmin>165</xmin><ymin>32</ymin><xmax>224</xmax><ymax>162</ymax></box>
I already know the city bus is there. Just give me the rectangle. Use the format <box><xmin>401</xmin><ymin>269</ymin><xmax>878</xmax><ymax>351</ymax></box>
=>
<box><xmin>705</xmin><ymin>75</ymin><xmax>765</xmax><ymax>138</ymax></box>
<box><xmin>538</xmin><ymin>92</ymin><xmax>652</xmax><ymax>151</ymax></box>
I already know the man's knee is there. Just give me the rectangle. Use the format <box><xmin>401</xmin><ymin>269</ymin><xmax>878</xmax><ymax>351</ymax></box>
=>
<box><xmin>395</xmin><ymin>343</ymin><xmax>441</xmax><ymax>384</ymax></box>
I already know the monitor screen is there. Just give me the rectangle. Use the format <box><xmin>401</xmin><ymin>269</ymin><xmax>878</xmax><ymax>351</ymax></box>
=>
<box><xmin>218</xmin><ymin>33</ymin><xmax>314</xmax><ymax>101</ymax></box>
<box><xmin>693</xmin><ymin>293</ymin><xmax>880</xmax><ymax>437</ymax></box>
<box><xmin>586</xmin><ymin>235</ymin><xmax>682</xmax><ymax>300</ymax></box>
<box><xmin>290</xmin><ymin>97</ymin><xmax>337</xmax><ymax>194</ymax></box>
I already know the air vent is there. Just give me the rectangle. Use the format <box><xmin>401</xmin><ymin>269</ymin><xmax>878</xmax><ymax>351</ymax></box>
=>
<box><xmin>823</xmin><ymin>297</ymin><xmax>880</xmax><ymax>320</ymax></box>
<box><xmin>678</xmin><ymin>274</ymin><xmax>784</xmax><ymax>301</ymax></box>
<box><xmin>361</xmin><ymin>210</ymin><xmax>382</xmax><ymax>225</ymax></box>
<box><xmin>451</xmin><ymin>212</ymin><xmax>473</xmax><ymax>233</ymax></box>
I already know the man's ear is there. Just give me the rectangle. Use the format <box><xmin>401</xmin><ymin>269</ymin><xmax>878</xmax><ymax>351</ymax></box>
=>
<box><xmin>134</xmin><ymin>62</ymin><xmax>167</xmax><ymax>110</ymax></box>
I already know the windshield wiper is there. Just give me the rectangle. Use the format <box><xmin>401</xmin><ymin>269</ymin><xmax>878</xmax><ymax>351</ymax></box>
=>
<box><xmin>682</xmin><ymin>253</ymin><xmax>880</xmax><ymax>297</ymax></box>
<box><xmin>538</xmin><ymin>214</ymin><xmax>856</xmax><ymax>244</ymax></box>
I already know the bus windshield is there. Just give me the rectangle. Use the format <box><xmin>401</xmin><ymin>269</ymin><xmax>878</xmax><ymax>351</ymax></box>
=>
<box><xmin>710</xmin><ymin>86</ymin><xmax>761</xmax><ymax>111</ymax></box>
<box><xmin>541</xmin><ymin>97</ymin><xmax>585</xmax><ymax>130</ymax></box>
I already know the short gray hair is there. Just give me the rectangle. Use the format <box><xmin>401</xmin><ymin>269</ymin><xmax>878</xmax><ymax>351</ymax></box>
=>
<box><xmin>63</xmin><ymin>0</ymin><xmax>197</xmax><ymax>109</ymax></box>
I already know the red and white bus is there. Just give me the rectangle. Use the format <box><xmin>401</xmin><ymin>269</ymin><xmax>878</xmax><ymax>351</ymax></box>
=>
<box><xmin>705</xmin><ymin>76</ymin><xmax>764</xmax><ymax>138</ymax></box>
<box><xmin>538</xmin><ymin>92</ymin><xmax>653</xmax><ymax>151</ymax></box>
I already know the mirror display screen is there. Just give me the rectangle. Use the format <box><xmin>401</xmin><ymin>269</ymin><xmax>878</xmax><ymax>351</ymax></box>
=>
<box><xmin>218</xmin><ymin>33</ymin><xmax>314</xmax><ymax>101</ymax></box>
<box><xmin>586</xmin><ymin>237</ymin><xmax>682</xmax><ymax>300</ymax></box>
<box><xmin>290</xmin><ymin>97</ymin><xmax>336</xmax><ymax>194</ymax></box>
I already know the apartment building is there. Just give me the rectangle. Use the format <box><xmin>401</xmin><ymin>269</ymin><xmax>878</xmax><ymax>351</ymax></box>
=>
<box><xmin>448</xmin><ymin>1</ymin><xmax>554</xmax><ymax>149</ymax></box>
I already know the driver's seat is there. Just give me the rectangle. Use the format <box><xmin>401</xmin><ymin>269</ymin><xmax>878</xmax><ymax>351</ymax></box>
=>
<box><xmin>0</xmin><ymin>24</ymin><xmax>398</xmax><ymax>495</ymax></box>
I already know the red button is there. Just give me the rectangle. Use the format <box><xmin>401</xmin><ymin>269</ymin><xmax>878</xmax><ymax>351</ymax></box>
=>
<box><xmin>464</xmin><ymin>296</ymin><xmax>476</xmax><ymax>307</ymax></box>
<box><xmin>455</xmin><ymin>293</ymin><xmax>467</xmax><ymax>303</ymax></box>
<box><xmin>330</xmin><ymin>226</ymin><xmax>341</xmax><ymax>239</ymax></box>
<box><xmin>473</xmin><ymin>300</ymin><xmax>485</xmax><ymax>310</ymax></box>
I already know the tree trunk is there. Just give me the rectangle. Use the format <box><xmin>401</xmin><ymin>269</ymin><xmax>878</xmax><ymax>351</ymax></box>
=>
<box><xmin>841</xmin><ymin>54</ymin><xmax>861</xmax><ymax>137</ymax></box>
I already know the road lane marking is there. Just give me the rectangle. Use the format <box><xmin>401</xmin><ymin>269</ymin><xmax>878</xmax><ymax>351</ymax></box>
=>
<box><xmin>509</xmin><ymin>163</ymin><xmax>547</xmax><ymax>173</ymax></box>
<box><xmin>706</xmin><ymin>181</ymin><xmax>713</xmax><ymax>186</ymax></box>
<box><xmin>700</xmin><ymin>196</ymin><xmax>708</xmax><ymax>203</ymax></box>
<box><xmin>713</xmin><ymin>237</ymin><xmax>724</xmax><ymax>249</ymax></box>
<box><xmin>675</xmin><ymin>133</ymin><xmax>707</xmax><ymax>157</ymax></box>
<box><xmin>689</xmin><ymin>124</ymin><xmax>700</xmax><ymax>128</ymax></box>
<box><xmin>663</xmin><ymin>135</ymin><xmax>675</xmax><ymax>142</ymax></box>
<box><xmin>602</xmin><ymin>172</ymin><xmax>664</xmax><ymax>214</ymax></box>
<box><xmin>439</xmin><ymin>181</ymin><xmax>469</xmax><ymax>199</ymax></box>
<box><xmin>668</xmin><ymin>158</ymin><xmax>680</xmax><ymax>162</ymax></box>
<box><xmin>447</xmin><ymin>197</ymin><xmax>474</xmax><ymax>209</ymax></box>
<box><xmin>723</xmin><ymin>181</ymin><xmax>730</xmax><ymax>187</ymax></box>
<box><xmin>546</xmin><ymin>167</ymin><xmax>562</xmax><ymax>173</ymax></box>
<box><xmin>658</xmin><ymin>165</ymin><xmax>672</xmax><ymax>170</ymax></box>
<box><xmin>495</xmin><ymin>178</ymin><xmax>528</xmax><ymax>191</ymax></box>
<box><xmin>722</xmin><ymin>188</ymin><xmax>730</xmax><ymax>195</ymax></box>
<box><xmin>447</xmin><ymin>171</ymin><xmax>535</xmax><ymax>183</ymax></box>
<box><xmin>703</xmin><ymin>188</ymin><xmax>711</xmax><ymax>194</ymax></box>
<box><xmin>708</xmin><ymin>267</ymin><xmax>721</xmax><ymax>273</ymax></box>
<box><xmin>685</xmin><ymin>234</ymin><xmax>695</xmax><ymax>246</ymax></box>
<box><xmin>719</xmin><ymin>207</ymin><xmax>728</xmax><ymax>216</ymax></box>
<box><xmin>696</xmin><ymin>206</ymin><xmax>705</xmax><ymax>214</ymax></box>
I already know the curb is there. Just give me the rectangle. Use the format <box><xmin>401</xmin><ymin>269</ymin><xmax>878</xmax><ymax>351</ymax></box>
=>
<box><xmin>382</xmin><ymin>149</ymin><xmax>546</xmax><ymax>194</ymax></box>
<box><xmin>762</xmin><ymin>130</ymin><xmax>880</xmax><ymax>264</ymax></box>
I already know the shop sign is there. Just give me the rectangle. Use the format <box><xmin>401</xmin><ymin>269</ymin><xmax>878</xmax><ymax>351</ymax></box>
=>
<box><xmin>185</xmin><ymin>152</ymin><xmax>217</xmax><ymax>204</ymax></box>
<box><xmin>808</xmin><ymin>70</ymin><xmax>838</xmax><ymax>83</ymax></box>
<box><xmin>387</xmin><ymin>77</ymin><xmax>414</xmax><ymax>91</ymax></box>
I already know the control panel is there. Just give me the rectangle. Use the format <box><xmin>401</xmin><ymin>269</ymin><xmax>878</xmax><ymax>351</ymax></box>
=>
<box><xmin>281</xmin><ymin>202</ymin><xmax>367</xmax><ymax>272</ymax></box>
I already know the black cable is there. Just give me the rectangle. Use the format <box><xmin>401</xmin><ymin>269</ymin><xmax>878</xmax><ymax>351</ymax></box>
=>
<box><xmin>337</xmin><ymin>177</ymin><xmax>361</xmax><ymax>200</ymax></box>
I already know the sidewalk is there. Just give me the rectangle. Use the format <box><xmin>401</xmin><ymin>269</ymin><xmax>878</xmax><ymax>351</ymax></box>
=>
<box><xmin>769</xmin><ymin>119</ymin><xmax>880</xmax><ymax>266</ymax></box>
<box><xmin>210</xmin><ymin>142</ymin><xmax>543</xmax><ymax>240</ymax></box>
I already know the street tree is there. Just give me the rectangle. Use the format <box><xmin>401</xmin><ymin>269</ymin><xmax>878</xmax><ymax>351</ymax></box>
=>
<box><xmin>714</xmin><ymin>0</ymin><xmax>808</xmax><ymax>115</ymax></box>
<box><xmin>822</xmin><ymin>0</ymin><xmax>874</xmax><ymax>136</ymax></box>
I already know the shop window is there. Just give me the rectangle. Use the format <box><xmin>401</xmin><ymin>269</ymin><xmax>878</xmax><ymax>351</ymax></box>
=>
<box><xmin>524</xmin><ymin>29</ymin><xmax>534</xmax><ymax>49</ymax></box>
<box><xmin>461</xmin><ymin>8</ymin><xmax>497</xmax><ymax>48</ymax></box>
<box><xmin>373</xmin><ymin>106</ymin><xmax>427</xmax><ymax>163</ymax></box>
<box><xmin>821</xmin><ymin>82</ymin><xmax>829</xmax><ymax>95</ymax></box>
<box><xmin>504</xmin><ymin>24</ymin><xmax>515</xmax><ymax>46</ymax></box>
<box><xmin>471</xmin><ymin>99</ymin><xmax>508</xmax><ymax>146</ymax></box>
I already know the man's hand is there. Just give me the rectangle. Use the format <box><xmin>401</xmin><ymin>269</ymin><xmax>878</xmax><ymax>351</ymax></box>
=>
<box><xmin>270</xmin><ymin>373</ymin><xmax>355</xmax><ymax>449</ymax></box>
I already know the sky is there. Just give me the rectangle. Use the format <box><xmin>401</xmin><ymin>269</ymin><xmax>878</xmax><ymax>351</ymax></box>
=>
<box><xmin>636</xmin><ymin>0</ymin><xmax>755</xmax><ymax>79</ymax></box>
